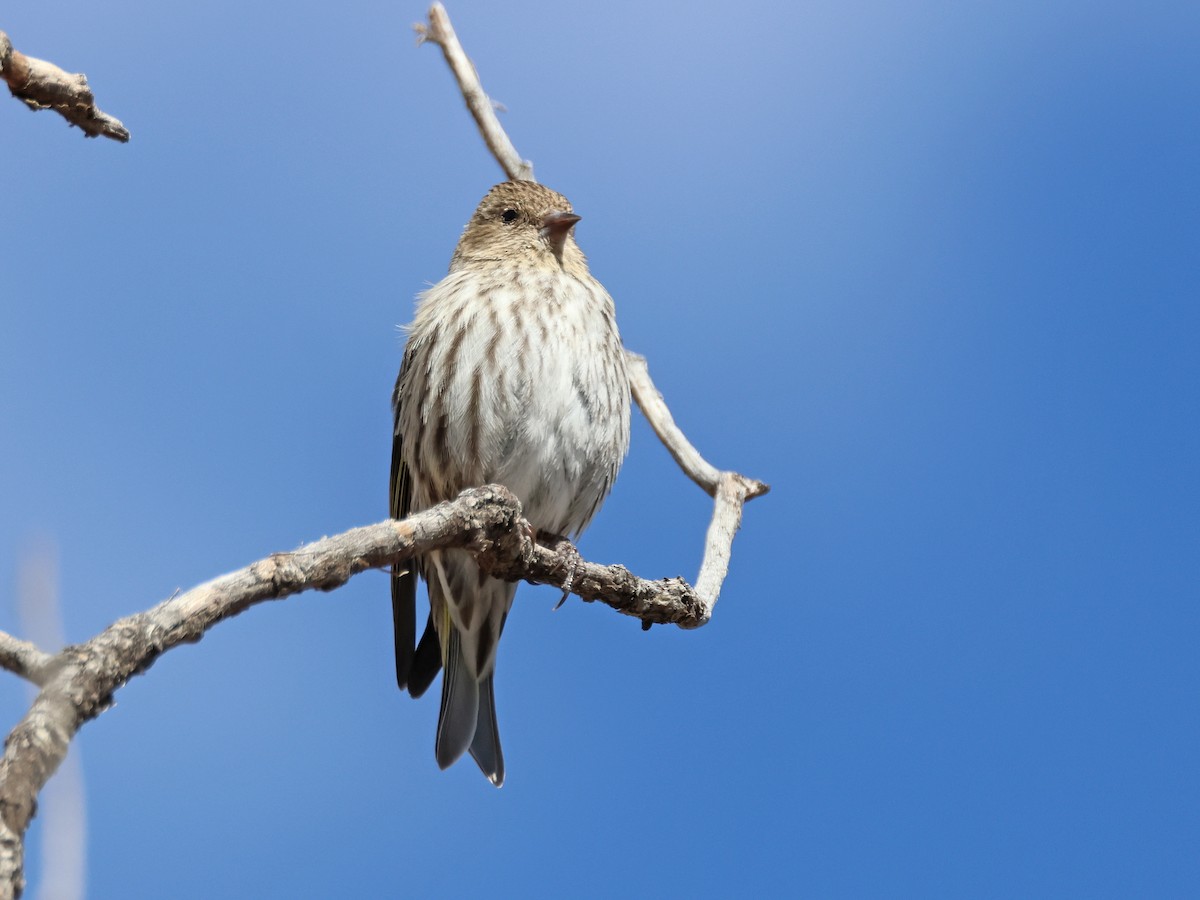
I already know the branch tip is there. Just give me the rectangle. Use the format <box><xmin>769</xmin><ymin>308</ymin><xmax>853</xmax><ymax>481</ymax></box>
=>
<box><xmin>1</xmin><ymin>30</ymin><xmax>129</xmax><ymax>142</ymax></box>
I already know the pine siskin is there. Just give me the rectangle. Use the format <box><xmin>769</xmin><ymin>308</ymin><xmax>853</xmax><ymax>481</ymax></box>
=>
<box><xmin>390</xmin><ymin>181</ymin><xmax>631</xmax><ymax>786</ymax></box>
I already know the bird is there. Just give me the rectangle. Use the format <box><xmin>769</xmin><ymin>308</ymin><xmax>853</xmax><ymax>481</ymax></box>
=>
<box><xmin>390</xmin><ymin>181</ymin><xmax>631</xmax><ymax>786</ymax></box>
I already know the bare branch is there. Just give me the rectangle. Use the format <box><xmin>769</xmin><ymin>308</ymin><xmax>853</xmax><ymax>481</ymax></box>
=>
<box><xmin>0</xmin><ymin>486</ymin><xmax>704</xmax><ymax>897</ymax></box>
<box><xmin>16</xmin><ymin>539</ymin><xmax>85</xmax><ymax>900</ymax></box>
<box><xmin>414</xmin><ymin>4</ymin><xmax>532</xmax><ymax>181</ymax></box>
<box><xmin>0</xmin><ymin>30</ymin><xmax>129</xmax><ymax>142</ymax></box>
<box><xmin>625</xmin><ymin>352</ymin><xmax>770</xmax><ymax>501</ymax></box>
<box><xmin>693</xmin><ymin>472</ymin><xmax>756</xmax><ymax>620</ymax></box>
<box><xmin>0</xmin><ymin>633</ymin><xmax>53</xmax><ymax>688</ymax></box>
<box><xmin>626</xmin><ymin>354</ymin><xmax>769</xmax><ymax>617</ymax></box>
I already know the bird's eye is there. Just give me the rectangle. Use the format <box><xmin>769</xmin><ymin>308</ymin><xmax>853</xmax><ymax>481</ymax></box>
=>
<box><xmin>501</xmin><ymin>208</ymin><xmax>519</xmax><ymax>224</ymax></box>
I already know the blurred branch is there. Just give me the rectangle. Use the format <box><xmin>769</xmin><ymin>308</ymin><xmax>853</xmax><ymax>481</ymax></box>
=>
<box><xmin>0</xmin><ymin>486</ymin><xmax>704</xmax><ymax>898</ymax></box>
<box><xmin>415</xmin><ymin>3</ymin><xmax>769</xmax><ymax>622</ymax></box>
<box><xmin>16</xmin><ymin>540</ymin><xmax>85</xmax><ymax>900</ymax></box>
<box><xmin>0</xmin><ymin>633</ymin><xmax>53</xmax><ymax>688</ymax></box>
<box><xmin>0</xmin><ymin>30</ymin><xmax>129</xmax><ymax>142</ymax></box>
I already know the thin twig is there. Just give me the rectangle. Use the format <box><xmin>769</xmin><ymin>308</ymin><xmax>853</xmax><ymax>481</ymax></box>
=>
<box><xmin>0</xmin><ymin>31</ymin><xmax>129</xmax><ymax>142</ymax></box>
<box><xmin>692</xmin><ymin>472</ymin><xmax>754</xmax><ymax>620</ymax></box>
<box><xmin>626</xmin><ymin>354</ymin><xmax>768</xmax><ymax>617</ymax></box>
<box><xmin>625</xmin><ymin>352</ymin><xmax>769</xmax><ymax>501</ymax></box>
<box><xmin>625</xmin><ymin>352</ymin><xmax>724</xmax><ymax>494</ymax></box>
<box><xmin>414</xmin><ymin>3</ymin><xmax>531</xmax><ymax>181</ymax></box>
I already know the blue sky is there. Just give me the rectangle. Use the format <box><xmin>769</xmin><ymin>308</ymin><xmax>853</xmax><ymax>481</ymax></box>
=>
<box><xmin>3</xmin><ymin>1</ymin><xmax>1198</xmax><ymax>896</ymax></box>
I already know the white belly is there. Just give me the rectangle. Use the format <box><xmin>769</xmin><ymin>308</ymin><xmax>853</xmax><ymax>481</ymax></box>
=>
<box><xmin>401</xmin><ymin>265</ymin><xmax>630</xmax><ymax>537</ymax></box>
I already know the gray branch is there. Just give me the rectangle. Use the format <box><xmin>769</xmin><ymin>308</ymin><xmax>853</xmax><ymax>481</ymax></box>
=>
<box><xmin>0</xmin><ymin>634</ymin><xmax>54</xmax><ymax>688</ymax></box>
<box><xmin>0</xmin><ymin>31</ymin><xmax>129</xmax><ymax>142</ymax></box>
<box><xmin>0</xmin><ymin>487</ymin><xmax>704</xmax><ymax>898</ymax></box>
<box><xmin>414</xmin><ymin>3</ymin><xmax>532</xmax><ymax>181</ymax></box>
<box><xmin>16</xmin><ymin>540</ymin><xmax>85</xmax><ymax>900</ymax></box>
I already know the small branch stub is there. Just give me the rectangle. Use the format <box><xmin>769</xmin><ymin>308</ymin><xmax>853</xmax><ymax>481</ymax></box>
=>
<box><xmin>0</xmin><ymin>633</ymin><xmax>54</xmax><ymax>688</ymax></box>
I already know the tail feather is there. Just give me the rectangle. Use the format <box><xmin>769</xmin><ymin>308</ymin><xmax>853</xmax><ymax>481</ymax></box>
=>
<box><xmin>390</xmin><ymin>569</ymin><xmax>416</xmax><ymax>691</ymax></box>
<box><xmin>468</xmin><ymin>674</ymin><xmax>505</xmax><ymax>787</ymax></box>
<box><xmin>427</xmin><ymin>554</ymin><xmax>511</xmax><ymax>786</ymax></box>
<box><xmin>435</xmin><ymin>628</ymin><xmax>479</xmax><ymax>771</ymax></box>
<box><xmin>407</xmin><ymin>613</ymin><xmax>442</xmax><ymax>699</ymax></box>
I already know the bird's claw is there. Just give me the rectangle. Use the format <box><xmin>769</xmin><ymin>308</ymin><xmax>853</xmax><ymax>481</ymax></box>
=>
<box><xmin>541</xmin><ymin>532</ymin><xmax>582</xmax><ymax>610</ymax></box>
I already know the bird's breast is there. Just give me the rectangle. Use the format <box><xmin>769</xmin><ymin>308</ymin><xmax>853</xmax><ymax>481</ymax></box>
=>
<box><xmin>402</xmin><ymin>267</ymin><xmax>630</xmax><ymax>535</ymax></box>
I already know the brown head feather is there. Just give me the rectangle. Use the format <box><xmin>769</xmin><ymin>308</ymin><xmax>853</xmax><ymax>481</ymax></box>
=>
<box><xmin>450</xmin><ymin>181</ymin><xmax>589</xmax><ymax>276</ymax></box>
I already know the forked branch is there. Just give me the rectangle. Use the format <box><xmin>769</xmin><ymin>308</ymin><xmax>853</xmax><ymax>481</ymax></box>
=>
<box><xmin>0</xmin><ymin>488</ymin><xmax>702</xmax><ymax>897</ymax></box>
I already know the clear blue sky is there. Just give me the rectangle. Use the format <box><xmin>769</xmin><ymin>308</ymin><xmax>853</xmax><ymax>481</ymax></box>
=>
<box><xmin>3</xmin><ymin>1</ymin><xmax>1198</xmax><ymax>897</ymax></box>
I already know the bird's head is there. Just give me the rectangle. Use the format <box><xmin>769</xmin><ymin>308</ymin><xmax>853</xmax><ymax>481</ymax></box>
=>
<box><xmin>452</xmin><ymin>181</ymin><xmax>587</xmax><ymax>273</ymax></box>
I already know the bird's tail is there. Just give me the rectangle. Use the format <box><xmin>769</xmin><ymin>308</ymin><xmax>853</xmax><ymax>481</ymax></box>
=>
<box><xmin>435</xmin><ymin>627</ymin><xmax>479</xmax><ymax>772</ymax></box>
<box><xmin>434</xmin><ymin>623</ymin><xmax>506</xmax><ymax>787</ymax></box>
<box><xmin>469</xmin><ymin>673</ymin><xmax>504</xmax><ymax>786</ymax></box>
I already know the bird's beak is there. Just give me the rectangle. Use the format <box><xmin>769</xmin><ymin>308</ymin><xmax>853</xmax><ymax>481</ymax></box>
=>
<box><xmin>540</xmin><ymin>211</ymin><xmax>581</xmax><ymax>255</ymax></box>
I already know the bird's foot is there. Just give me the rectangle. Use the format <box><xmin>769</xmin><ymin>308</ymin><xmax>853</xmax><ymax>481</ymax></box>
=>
<box><xmin>539</xmin><ymin>531</ymin><xmax>582</xmax><ymax>610</ymax></box>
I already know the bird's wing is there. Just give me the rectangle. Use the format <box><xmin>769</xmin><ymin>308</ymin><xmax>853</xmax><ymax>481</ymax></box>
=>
<box><xmin>391</xmin><ymin>349</ymin><xmax>444</xmax><ymax>696</ymax></box>
<box><xmin>390</xmin><ymin>365</ymin><xmax>417</xmax><ymax>691</ymax></box>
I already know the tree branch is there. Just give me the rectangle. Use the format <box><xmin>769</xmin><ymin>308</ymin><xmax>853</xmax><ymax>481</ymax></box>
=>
<box><xmin>16</xmin><ymin>539</ymin><xmax>85</xmax><ymax>900</ymax></box>
<box><xmin>414</xmin><ymin>3</ymin><xmax>769</xmax><ymax>619</ymax></box>
<box><xmin>0</xmin><ymin>486</ymin><xmax>704</xmax><ymax>897</ymax></box>
<box><xmin>624</xmin><ymin>353</ymin><xmax>768</xmax><ymax>502</ymax></box>
<box><xmin>0</xmin><ymin>30</ymin><xmax>129</xmax><ymax>142</ymax></box>
<box><xmin>0</xmin><ymin>634</ymin><xmax>53</xmax><ymax>689</ymax></box>
<box><xmin>414</xmin><ymin>4</ymin><xmax>532</xmax><ymax>181</ymax></box>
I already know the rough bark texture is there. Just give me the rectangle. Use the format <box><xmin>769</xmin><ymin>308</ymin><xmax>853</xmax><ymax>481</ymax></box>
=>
<box><xmin>0</xmin><ymin>31</ymin><xmax>129</xmax><ymax>141</ymax></box>
<box><xmin>0</xmin><ymin>636</ymin><xmax>53</xmax><ymax>689</ymax></box>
